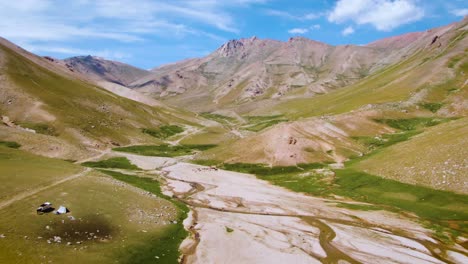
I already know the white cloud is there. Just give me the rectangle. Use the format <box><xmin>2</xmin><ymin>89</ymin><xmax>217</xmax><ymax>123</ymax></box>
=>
<box><xmin>23</xmin><ymin>45</ymin><xmax>132</xmax><ymax>60</ymax></box>
<box><xmin>328</xmin><ymin>0</ymin><xmax>424</xmax><ymax>31</ymax></box>
<box><xmin>0</xmin><ymin>0</ymin><xmax>266</xmax><ymax>45</ymax></box>
<box><xmin>288</xmin><ymin>28</ymin><xmax>309</xmax><ymax>34</ymax></box>
<box><xmin>451</xmin><ymin>8</ymin><xmax>468</xmax><ymax>17</ymax></box>
<box><xmin>265</xmin><ymin>9</ymin><xmax>322</xmax><ymax>21</ymax></box>
<box><xmin>342</xmin><ymin>26</ymin><xmax>355</xmax><ymax>36</ymax></box>
<box><xmin>311</xmin><ymin>24</ymin><xmax>321</xmax><ymax>30</ymax></box>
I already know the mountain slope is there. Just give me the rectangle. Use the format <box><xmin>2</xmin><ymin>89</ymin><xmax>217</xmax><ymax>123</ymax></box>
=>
<box><xmin>129</xmin><ymin>37</ymin><xmax>395</xmax><ymax>111</ymax></box>
<box><xmin>353</xmin><ymin>117</ymin><xmax>468</xmax><ymax>194</ymax></box>
<box><xmin>0</xmin><ymin>39</ymin><xmax>204</xmax><ymax>159</ymax></box>
<box><xmin>64</xmin><ymin>55</ymin><xmax>150</xmax><ymax>86</ymax></box>
<box><xmin>192</xmin><ymin>18</ymin><xmax>467</xmax><ymax>194</ymax></box>
<box><xmin>256</xmin><ymin>17</ymin><xmax>468</xmax><ymax>119</ymax></box>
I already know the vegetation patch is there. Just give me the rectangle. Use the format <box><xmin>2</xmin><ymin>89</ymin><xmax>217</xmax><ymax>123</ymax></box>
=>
<box><xmin>19</xmin><ymin>122</ymin><xmax>58</xmax><ymax>136</ymax></box>
<box><xmin>244</xmin><ymin>119</ymin><xmax>288</xmax><ymax>132</ymax></box>
<box><xmin>221</xmin><ymin>162</ymin><xmax>326</xmax><ymax>176</ymax></box>
<box><xmin>240</xmin><ymin>115</ymin><xmax>289</xmax><ymax>132</ymax></box>
<box><xmin>248</xmin><ymin>166</ymin><xmax>468</xmax><ymax>222</ymax></box>
<box><xmin>419</xmin><ymin>102</ymin><xmax>444</xmax><ymax>113</ymax></box>
<box><xmin>38</xmin><ymin>214</ymin><xmax>115</xmax><ymax>243</ymax></box>
<box><xmin>257</xmin><ymin>171</ymin><xmax>333</xmax><ymax>196</ymax></box>
<box><xmin>374</xmin><ymin>117</ymin><xmax>449</xmax><ymax>131</ymax></box>
<box><xmin>352</xmin><ymin>130</ymin><xmax>421</xmax><ymax>151</ymax></box>
<box><xmin>200</xmin><ymin>112</ymin><xmax>237</xmax><ymax>125</ymax></box>
<box><xmin>142</xmin><ymin>125</ymin><xmax>184</xmax><ymax>139</ymax></box>
<box><xmin>98</xmin><ymin>170</ymin><xmax>189</xmax><ymax>264</ymax></box>
<box><xmin>217</xmin><ymin>161</ymin><xmax>468</xmax><ymax>233</ymax></box>
<box><xmin>335</xmin><ymin>203</ymin><xmax>382</xmax><ymax>211</ymax></box>
<box><xmin>113</xmin><ymin>144</ymin><xmax>217</xmax><ymax>157</ymax></box>
<box><xmin>225</xmin><ymin>226</ymin><xmax>234</xmax><ymax>233</ymax></box>
<box><xmin>0</xmin><ymin>140</ymin><xmax>21</xmax><ymax>149</ymax></box>
<box><xmin>333</xmin><ymin>169</ymin><xmax>468</xmax><ymax>222</ymax></box>
<box><xmin>82</xmin><ymin>157</ymin><xmax>139</xmax><ymax>170</ymax></box>
<box><xmin>117</xmin><ymin>224</ymin><xmax>188</xmax><ymax>264</ymax></box>
<box><xmin>447</xmin><ymin>54</ymin><xmax>464</xmax><ymax>68</ymax></box>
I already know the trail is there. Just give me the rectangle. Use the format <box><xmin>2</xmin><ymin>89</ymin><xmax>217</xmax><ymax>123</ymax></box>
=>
<box><xmin>0</xmin><ymin>168</ymin><xmax>91</xmax><ymax>210</ymax></box>
<box><xmin>167</xmin><ymin>126</ymin><xmax>203</xmax><ymax>146</ymax></box>
<box><xmin>76</xmin><ymin>148</ymin><xmax>112</xmax><ymax>163</ymax></box>
<box><xmin>113</xmin><ymin>154</ymin><xmax>468</xmax><ymax>264</ymax></box>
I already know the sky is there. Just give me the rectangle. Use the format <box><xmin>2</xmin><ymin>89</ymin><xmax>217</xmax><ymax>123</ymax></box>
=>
<box><xmin>0</xmin><ymin>0</ymin><xmax>466</xmax><ymax>69</ymax></box>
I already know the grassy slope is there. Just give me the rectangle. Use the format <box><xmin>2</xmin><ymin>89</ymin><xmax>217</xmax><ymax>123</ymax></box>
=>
<box><xmin>82</xmin><ymin>157</ymin><xmax>139</xmax><ymax>170</ymax></box>
<box><xmin>0</xmin><ymin>146</ymin><xmax>82</xmax><ymax>200</ymax></box>
<box><xmin>0</xmin><ymin>172</ymin><xmax>180</xmax><ymax>264</ymax></box>
<box><xmin>0</xmin><ymin>146</ymin><xmax>186</xmax><ymax>264</ymax></box>
<box><xmin>114</xmin><ymin>144</ymin><xmax>217</xmax><ymax>157</ymax></box>
<box><xmin>98</xmin><ymin>170</ymin><xmax>189</xmax><ymax>264</ymax></box>
<box><xmin>0</xmin><ymin>42</ymin><xmax>199</xmax><ymax>153</ymax></box>
<box><xmin>353</xmin><ymin>118</ymin><xmax>468</xmax><ymax>194</ymax></box>
<box><xmin>259</xmin><ymin>25</ymin><xmax>467</xmax><ymax>119</ymax></box>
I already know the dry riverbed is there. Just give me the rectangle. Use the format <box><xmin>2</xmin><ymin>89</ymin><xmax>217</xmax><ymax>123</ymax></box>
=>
<box><xmin>114</xmin><ymin>152</ymin><xmax>468</xmax><ymax>263</ymax></box>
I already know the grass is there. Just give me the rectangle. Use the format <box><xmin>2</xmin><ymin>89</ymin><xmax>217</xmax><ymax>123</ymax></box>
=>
<box><xmin>248</xmin><ymin>166</ymin><xmax>468</xmax><ymax>222</ymax></box>
<box><xmin>447</xmin><ymin>54</ymin><xmax>464</xmax><ymax>68</ymax></box>
<box><xmin>82</xmin><ymin>157</ymin><xmax>139</xmax><ymax>170</ymax></box>
<box><xmin>215</xmin><ymin>160</ymin><xmax>468</xmax><ymax>236</ymax></box>
<box><xmin>352</xmin><ymin>130</ymin><xmax>421</xmax><ymax>152</ymax></box>
<box><xmin>1</xmin><ymin>43</ymin><xmax>194</xmax><ymax>147</ymax></box>
<box><xmin>0</xmin><ymin>156</ymin><xmax>181</xmax><ymax>264</ymax></box>
<box><xmin>98</xmin><ymin>170</ymin><xmax>189</xmax><ymax>264</ymax></box>
<box><xmin>200</xmin><ymin>112</ymin><xmax>237</xmax><ymax>125</ymax></box>
<box><xmin>225</xmin><ymin>226</ymin><xmax>234</xmax><ymax>233</ymax></box>
<box><xmin>257</xmin><ymin>171</ymin><xmax>333</xmax><ymax>196</ymax></box>
<box><xmin>419</xmin><ymin>102</ymin><xmax>444</xmax><ymax>113</ymax></box>
<box><xmin>352</xmin><ymin>118</ymin><xmax>468</xmax><ymax>195</ymax></box>
<box><xmin>244</xmin><ymin>115</ymin><xmax>284</xmax><ymax>123</ymax></box>
<box><xmin>114</xmin><ymin>144</ymin><xmax>217</xmax><ymax>157</ymax></box>
<box><xmin>142</xmin><ymin>125</ymin><xmax>184</xmax><ymax>139</ymax></box>
<box><xmin>221</xmin><ymin>162</ymin><xmax>326</xmax><ymax>176</ymax></box>
<box><xmin>0</xmin><ymin>141</ymin><xmax>21</xmax><ymax>149</ymax></box>
<box><xmin>242</xmin><ymin>115</ymin><xmax>288</xmax><ymax>132</ymax></box>
<box><xmin>374</xmin><ymin>117</ymin><xmax>449</xmax><ymax>131</ymax></box>
<box><xmin>333</xmin><ymin>169</ymin><xmax>468</xmax><ymax>221</ymax></box>
<box><xmin>244</xmin><ymin>119</ymin><xmax>288</xmax><ymax>132</ymax></box>
<box><xmin>0</xmin><ymin>146</ymin><xmax>82</xmax><ymax>200</ymax></box>
<box><xmin>335</xmin><ymin>203</ymin><xmax>382</xmax><ymax>211</ymax></box>
<box><xmin>18</xmin><ymin>122</ymin><xmax>58</xmax><ymax>136</ymax></box>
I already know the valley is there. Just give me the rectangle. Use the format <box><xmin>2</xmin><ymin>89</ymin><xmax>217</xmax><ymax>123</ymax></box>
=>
<box><xmin>0</xmin><ymin>12</ymin><xmax>467</xmax><ymax>264</ymax></box>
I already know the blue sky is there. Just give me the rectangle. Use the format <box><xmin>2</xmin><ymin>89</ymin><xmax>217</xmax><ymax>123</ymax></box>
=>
<box><xmin>0</xmin><ymin>0</ymin><xmax>466</xmax><ymax>69</ymax></box>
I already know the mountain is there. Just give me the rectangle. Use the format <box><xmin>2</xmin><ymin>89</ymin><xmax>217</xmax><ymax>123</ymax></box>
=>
<box><xmin>0</xmin><ymin>38</ymin><xmax>206</xmax><ymax>160</ymax></box>
<box><xmin>129</xmin><ymin>36</ymin><xmax>391</xmax><ymax>111</ymax></box>
<box><xmin>121</xmin><ymin>19</ymin><xmax>465</xmax><ymax>116</ymax></box>
<box><xmin>191</xmin><ymin>17</ymin><xmax>468</xmax><ymax>193</ymax></box>
<box><xmin>63</xmin><ymin>55</ymin><xmax>149</xmax><ymax>87</ymax></box>
<box><xmin>1</xmin><ymin>16</ymin><xmax>468</xmax><ymax>264</ymax></box>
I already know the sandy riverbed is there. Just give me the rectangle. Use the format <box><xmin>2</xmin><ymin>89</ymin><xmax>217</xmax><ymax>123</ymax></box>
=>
<box><xmin>116</xmin><ymin>153</ymin><xmax>468</xmax><ymax>263</ymax></box>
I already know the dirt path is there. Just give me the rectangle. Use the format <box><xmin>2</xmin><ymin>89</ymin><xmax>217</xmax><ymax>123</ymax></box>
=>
<box><xmin>114</xmin><ymin>153</ymin><xmax>468</xmax><ymax>263</ymax></box>
<box><xmin>0</xmin><ymin>168</ymin><xmax>91</xmax><ymax>210</ymax></box>
<box><xmin>167</xmin><ymin>126</ymin><xmax>202</xmax><ymax>145</ymax></box>
<box><xmin>76</xmin><ymin>148</ymin><xmax>112</xmax><ymax>163</ymax></box>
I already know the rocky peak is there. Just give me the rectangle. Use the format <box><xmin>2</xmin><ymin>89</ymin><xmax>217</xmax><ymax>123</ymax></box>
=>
<box><xmin>218</xmin><ymin>39</ymin><xmax>245</xmax><ymax>57</ymax></box>
<box><xmin>217</xmin><ymin>36</ymin><xmax>263</xmax><ymax>57</ymax></box>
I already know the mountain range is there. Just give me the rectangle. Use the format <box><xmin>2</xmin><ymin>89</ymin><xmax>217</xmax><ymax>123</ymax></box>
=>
<box><xmin>0</xmin><ymin>17</ymin><xmax>467</xmax><ymax>194</ymax></box>
<box><xmin>1</xmin><ymin>14</ymin><xmax>468</xmax><ymax>264</ymax></box>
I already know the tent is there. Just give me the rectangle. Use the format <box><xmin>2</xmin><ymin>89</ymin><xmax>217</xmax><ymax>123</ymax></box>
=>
<box><xmin>36</xmin><ymin>202</ymin><xmax>53</xmax><ymax>213</ymax></box>
<box><xmin>55</xmin><ymin>206</ymin><xmax>70</xmax><ymax>214</ymax></box>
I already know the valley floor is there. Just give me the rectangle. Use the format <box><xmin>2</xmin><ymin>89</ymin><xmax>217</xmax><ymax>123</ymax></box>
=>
<box><xmin>1</xmin><ymin>146</ymin><xmax>467</xmax><ymax>263</ymax></box>
<box><xmin>115</xmin><ymin>152</ymin><xmax>468</xmax><ymax>264</ymax></box>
